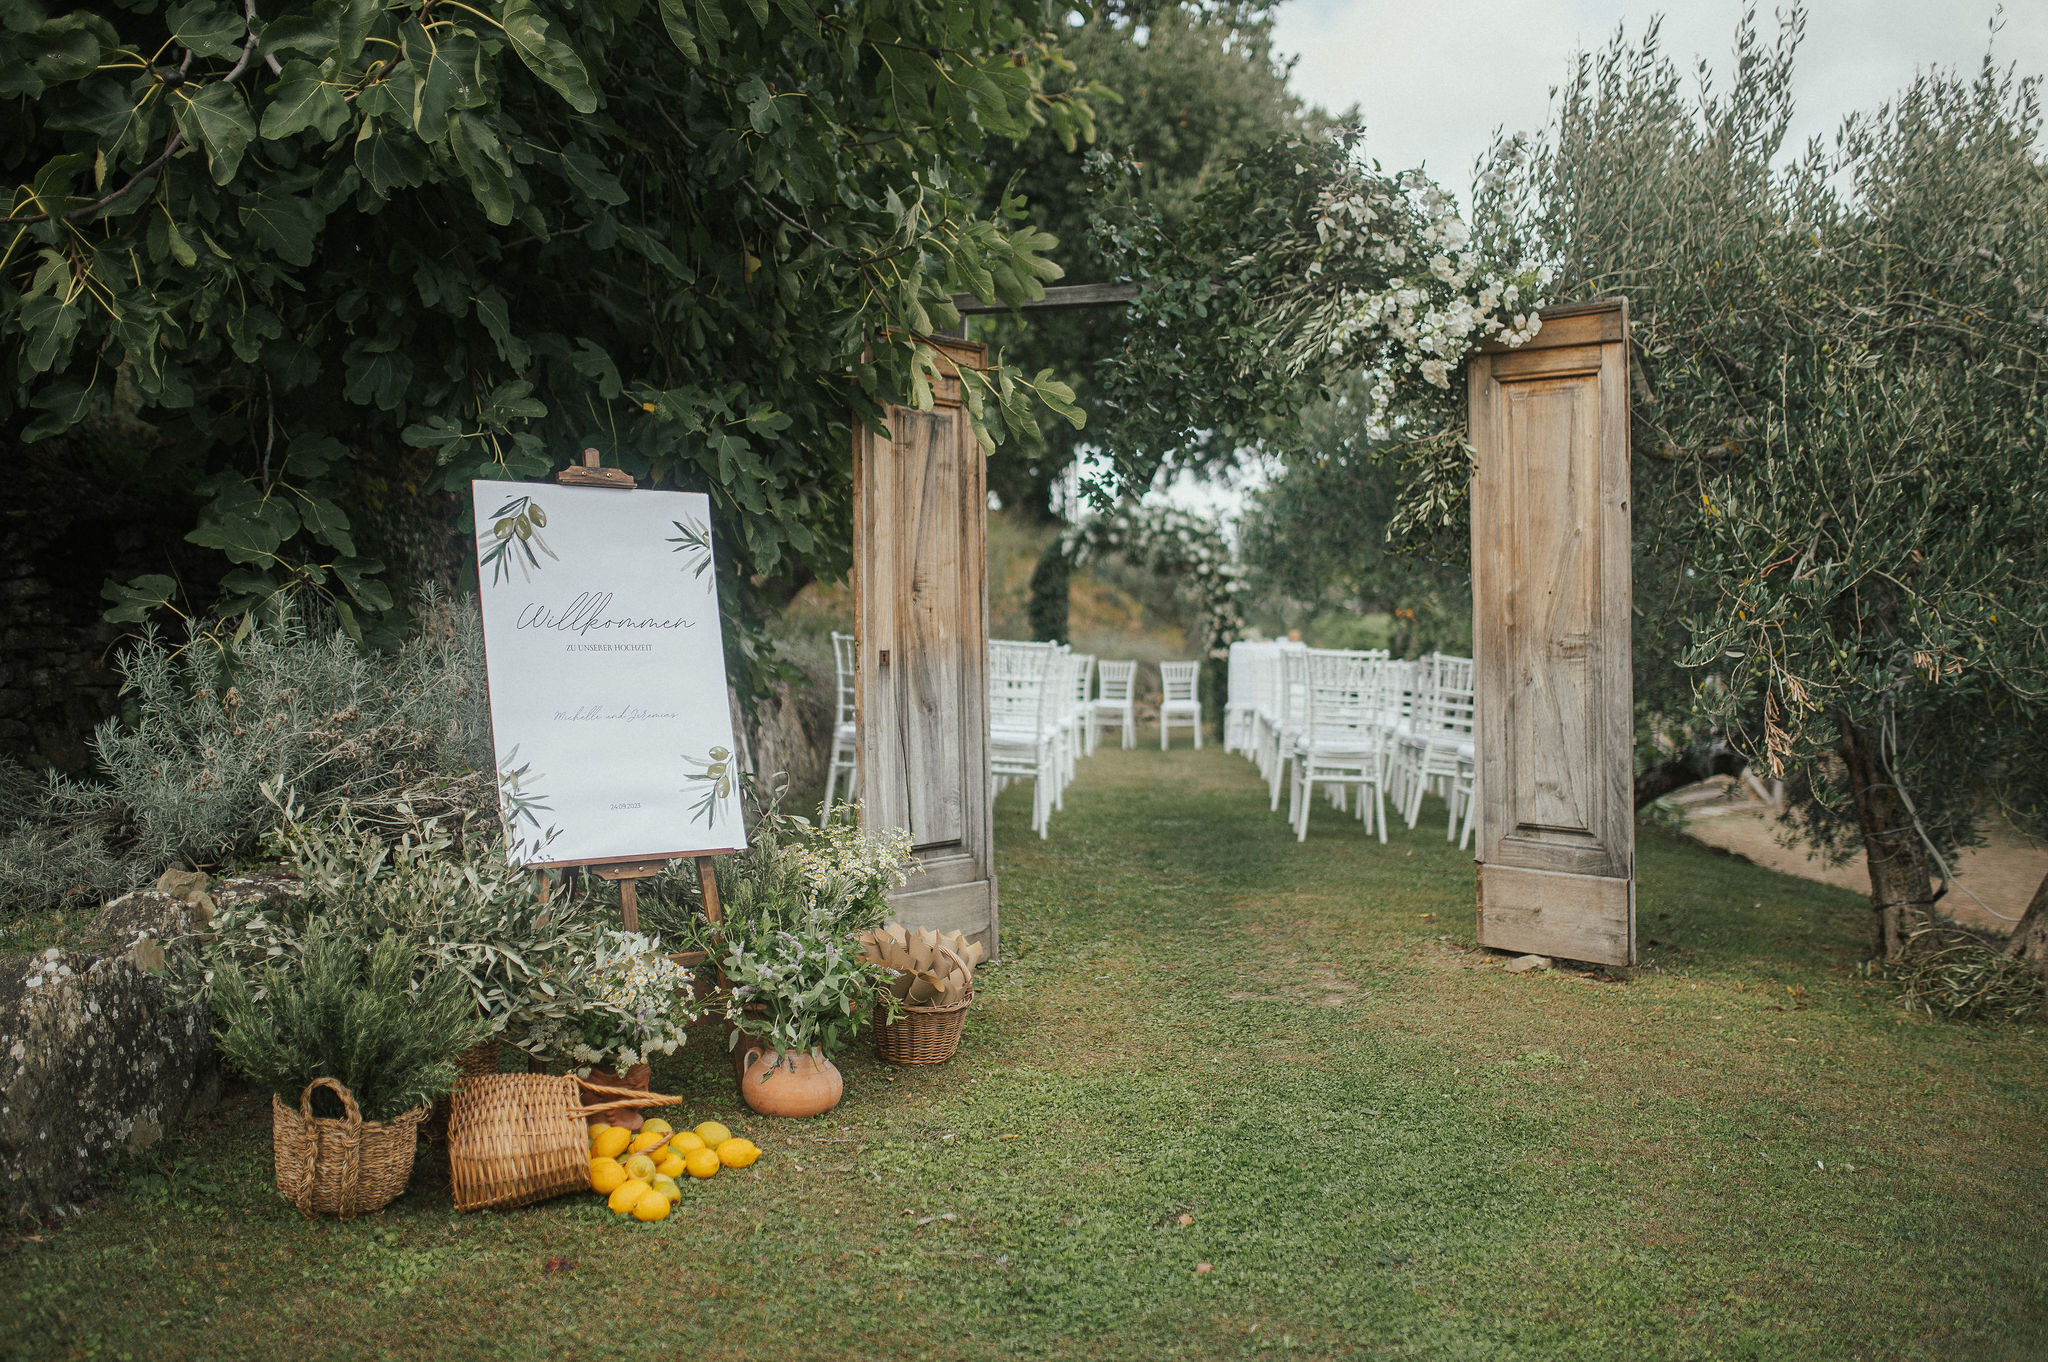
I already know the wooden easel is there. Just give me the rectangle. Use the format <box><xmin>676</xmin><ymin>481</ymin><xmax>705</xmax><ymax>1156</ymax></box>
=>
<box><xmin>536</xmin><ymin>448</ymin><xmax>727</xmax><ymax>940</ymax></box>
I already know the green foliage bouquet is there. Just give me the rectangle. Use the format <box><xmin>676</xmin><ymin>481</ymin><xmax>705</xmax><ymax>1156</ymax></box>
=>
<box><xmin>721</xmin><ymin>923</ymin><xmax>891</xmax><ymax>1066</ymax></box>
<box><xmin>677</xmin><ymin>808</ymin><xmax>918</xmax><ymax>1069</ymax></box>
<box><xmin>211</xmin><ymin>919</ymin><xmax>487</xmax><ymax>1121</ymax></box>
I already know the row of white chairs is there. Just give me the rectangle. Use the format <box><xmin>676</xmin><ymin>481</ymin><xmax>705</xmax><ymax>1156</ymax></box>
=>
<box><xmin>989</xmin><ymin>640</ymin><xmax>1083</xmax><ymax>839</ymax></box>
<box><xmin>824</xmin><ymin>634</ymin><xmax>1207</xmax><ymax>837</ymax></box>
<box><xmin>1224</xmin><ymin>641</ymin><xmax>1476</xmax><ymax>845</ymax></box>
<box><xmin>992</xmin><ymin>642</ymin><xmax>1200</xmax><ymax>837</ymax></box>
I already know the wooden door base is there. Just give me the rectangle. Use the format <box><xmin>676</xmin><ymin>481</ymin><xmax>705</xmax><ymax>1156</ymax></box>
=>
<box><xmin>886</xmin><ymin>878</ymin><xmax>998</xmax><ymax>961</ymax></box>
<box><xmin>1477</xmin><ymin>863</ymin><xmax>1634</xmax><ymax>966</ymax></box>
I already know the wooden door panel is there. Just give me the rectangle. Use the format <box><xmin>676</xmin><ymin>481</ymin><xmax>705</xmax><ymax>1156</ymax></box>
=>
<box><xmin>897</xmin><ymin>409</ymin><xmax>967</xmax><ymax>849</ymax></box>
<box><xmin>1503</xmin><ymin>376</ymin><xmax>1600</xmax><ymax>846</ymax></box>
<box><xmin>1470</xmin><ymin>299</ymin><xmax>1635</xmax><ymax>965</ymax></box>
<box><xmin>853</xmin><ymin>338</ymin><xmax>998</xmax><ymax>956</ymax></box>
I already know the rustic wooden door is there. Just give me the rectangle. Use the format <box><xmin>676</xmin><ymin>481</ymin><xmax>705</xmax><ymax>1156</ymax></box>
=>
<box><xmin>852</xmin><ymin>337</ymin><xmax>999</xmax><ymax>957</ymax></box>
<box><xmin>1468</xmin><ymin>300</ymin><xmax>1635</xmax><ymax>966</ymax></box>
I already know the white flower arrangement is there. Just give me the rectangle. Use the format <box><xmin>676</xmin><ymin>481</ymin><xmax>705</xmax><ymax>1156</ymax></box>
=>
<box><xmin>1297</xmin><ymin>169</ymin><xmax>1553</xmax><ymax>437</ymax></box>
<box><xmin>783</xmin><ymin>818</ymin><xmax>917</xmax><ymax>915</ymax></box>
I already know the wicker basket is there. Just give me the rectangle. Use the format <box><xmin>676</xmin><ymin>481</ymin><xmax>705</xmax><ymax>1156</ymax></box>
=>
<box><xmin>426</xmin><ymin>1039</ymin><xmax>504</xmax><ymax>1145</ymax></box>
<box><xmin>447</xmin><ymin>1073</ymin><xmax>680</xmax><ymax>1212</ymax></box>
<box><xmin>272</xmin><ymin>1078</ymin><xmax>427</xmax><ymax>1219</ymax></box>
<box><xmin>872</xmin><ymin>946</ymin><xmax>974</xmax><ymax>1066</ymax></box>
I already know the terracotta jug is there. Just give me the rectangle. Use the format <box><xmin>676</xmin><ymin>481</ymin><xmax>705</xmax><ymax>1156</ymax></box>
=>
<box><xmin>583</xmin><ymin>1063</ymin><xmax>651</xmax><ymax>1131</ymax></box>
<box><xmin>585</xmin><ymin>1062</ymin><xmax>651</xmax><ymax>1091</ymax></box>
<box><xmin>736</xmin><ymin>1046</ymin><xmax>843</xmax><ymax>1118</ymax></box>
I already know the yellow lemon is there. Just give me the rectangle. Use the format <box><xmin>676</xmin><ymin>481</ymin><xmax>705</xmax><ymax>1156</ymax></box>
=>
<box><xmin>683</xmin><ymin>1146</ymin><xmax>721</xmax><ymax>1180</ymax></box>
<box><xmin>624</xmin><ymin>1153</ymin><xmax>657</xmax><ymax>1183</ymax></box>
<box><xmin>693</xmin><ymin>1121</ymin><xmax>731</xmax><ymax>1148</ymax></box>
<box><xmin>588</xmin><ymin>1120</ymin><xmax>612</xmax><ymax>1139</ymax></box>
<box><xmin>716</xmin><ymin>1138</ymin><xmax>761</xmax><ymax>1169</ymax></box>
<box><xmin>651</xmin><ymin>1174</ymin><xmax>682</xmax><ymax>1204</ymax></box>
<box><xmin>670</xmin><ymin>1131</ymin><xmax>706</xmax><ymax>1154</ymax></box>
<box><xmin>589</xmin><ymin>1157</ymin><xmax>628</xmax><ymax>1195</ymax></box>
<box><xmin>591</xmin><ymin>1126</ymin><xmax>631</xmax><ymax>1161</ymax></box>
<box><xmin>657</xmin><ymin>1153</ymin><xmax>686</xmax><ymax>1180</ymax></box>
<box><xmin>607</xmin><ymin>1177</ymin><xmax>652</xmax><ymax>1215</ymax></box>
<box><xmin>639</xmin><ymin>1118</ymin><xmax>672</xmax><ymax>1138</ymax></box>
<box><xmin>631</xmin><ymin>1188</ymin><xmax>671</xmax><ymax>1222</ymax></box>
<box><xmin>627</xmin><ymin>1130</ymin><xmax>667</xmax><ymax>1156</ymax></box>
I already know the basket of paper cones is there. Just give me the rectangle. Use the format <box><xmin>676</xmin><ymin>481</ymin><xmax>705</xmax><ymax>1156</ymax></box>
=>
<box><xmin>859</xmin><ymin>923</ymin><xmax>985</xmax><ymax>1066</ymax></box>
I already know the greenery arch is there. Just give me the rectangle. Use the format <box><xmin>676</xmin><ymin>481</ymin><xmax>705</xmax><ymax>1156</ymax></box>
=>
<box><xmin>1046</xmin><ymin>504</ymin><xmax>1248</xmax><ymax>659</ymax></box>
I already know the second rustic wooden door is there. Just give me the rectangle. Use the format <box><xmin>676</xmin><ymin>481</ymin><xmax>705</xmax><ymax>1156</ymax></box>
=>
<box><xmin>1468</xmin><ymin>300</ymin><xmax>1636</xmax><ymax>966</ymax></box>
<box><xmin>852</xmin><ymin>337</ymin><xmax>999</xmax><ymax>957</ymax></box>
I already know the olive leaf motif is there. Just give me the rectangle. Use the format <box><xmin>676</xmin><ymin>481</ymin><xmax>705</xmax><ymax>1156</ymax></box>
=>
<box><xmin>480</xmin><ymin>495</ymin><xmax>559</xmax><ymax>585</ymax></box>
<box><xmin>497</xmin><ymin>746</ymin><xmax>560</xmax><ymax>860</ymax></box>
<box><xmin>666</xmin><ymin>514</ymin><xmax>714</xmax><ymax>588</ymax></box>
<box><xmin>682</xmin><ymin>746</ymin><xmax>734</xmax><ymax>827</ymax></box>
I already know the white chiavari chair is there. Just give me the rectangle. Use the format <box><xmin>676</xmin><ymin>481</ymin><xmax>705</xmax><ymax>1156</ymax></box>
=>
<box><xmin>1264</xmin><ymin>646</ymin><xmax>1307</xmax><ymax>810</ymax></box>
<box><xmin>1224</xmin><ymin>642</ymin><xmax>1258</xmax><ymax>756</ymax></box>
<box><xmin>1289</xmin><ymin>650</ymin><xmax>1392</xmax><ymax>843</ymax></box>
<box><xmin>1158</xmin><ymin>661</ymin><xmax>1203</xmax><ymax>750</ymax></box>
<box><xmin>823</xmin><ymin>631</ymin><xmax>858</xmax><ymax>824</ymax></box>
<box><xmin>1068</xmin><ymin>652</ymin><xmax>1096</xmax><ymax>759</ymax></box>
<box><xmin>989</xmin><ymin>641</ymin><xmax>1061</xmax><ymax>838</ymax></box>
<box><xmin>1089</xmin><ymin>660</ymin><xmax>1138</xmax><ymax>750</ymax></box>
<box><xmin>1396</xmin><ymin>653</ymin><xmax>1475</xmax><ymax>832</ymax></box>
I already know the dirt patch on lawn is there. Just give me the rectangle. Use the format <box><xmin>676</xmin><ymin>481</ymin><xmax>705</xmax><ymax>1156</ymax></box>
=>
<box><xmin>1673</xmin><ymin>780</ymin><xmax>2045</xmax><ymax>934</ymax></box>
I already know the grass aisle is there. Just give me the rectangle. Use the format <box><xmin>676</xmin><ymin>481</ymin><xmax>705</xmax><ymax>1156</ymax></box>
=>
<box><xmin>7</xmin><ymin>739</ymin><xmax>2045</xmax><ymax>1360</ymax></box>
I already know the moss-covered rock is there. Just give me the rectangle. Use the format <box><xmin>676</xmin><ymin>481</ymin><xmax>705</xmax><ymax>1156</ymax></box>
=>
<box><xmin>0</xmin><ymin>875</ymin><xmax>290</xmax><ymax>1218</ymax></box>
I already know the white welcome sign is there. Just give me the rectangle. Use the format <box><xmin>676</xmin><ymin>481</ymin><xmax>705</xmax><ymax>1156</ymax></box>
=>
<box><xmin>471</xmin><ymin>479</ymin><xmax>746</xmax><ymax>866</ymax></box>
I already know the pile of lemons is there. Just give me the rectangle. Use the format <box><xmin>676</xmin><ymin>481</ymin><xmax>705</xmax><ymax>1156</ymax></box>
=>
<box><xmin>586</xmin><ymin>1117</ymin><xmax>762</xmax><ymax>1222</ymax></box>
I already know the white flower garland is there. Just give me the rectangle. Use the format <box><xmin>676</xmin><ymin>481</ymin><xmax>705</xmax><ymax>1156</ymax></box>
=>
<box><xmin>1064</xmin><ymin>504</ymin><xmax>1250</xmax><ymax>658</ymax></box>
<box><xmin>1298</xmin><ymin>172</ymin><xmax>1553</xmax><ymax>437</ymax></box>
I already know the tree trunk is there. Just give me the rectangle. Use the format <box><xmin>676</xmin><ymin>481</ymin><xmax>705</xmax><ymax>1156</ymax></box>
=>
<box><xmin>2004</xmin><ymin>870</ymin><xmax>2048</xmax><ymax>982</ymax></box>
<box><xmin>1837</xmin><ymin>718</ymin><xmax>1936</xmax><ymax>960</ymax></box>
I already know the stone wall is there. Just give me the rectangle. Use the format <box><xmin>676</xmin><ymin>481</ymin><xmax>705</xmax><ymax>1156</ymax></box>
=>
<box><xmin>743</xmin><ymin>675</ymin><xmax>833</xmax><ymax>807</ymax></box>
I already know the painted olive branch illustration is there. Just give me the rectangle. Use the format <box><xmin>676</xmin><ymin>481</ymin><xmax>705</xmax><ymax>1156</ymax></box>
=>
<box><xmin>682</xmin><ymin>746</ymin><xmax>735</xmax><ymax>827</ymax></box>
<box><xmin>666</xmin><ymin>514</ymin><xmax>714</xmax><ymax>588</ymax></box>
<box><xmin>497</xmin><ymin>747</ymin><xmax>561</xmax><ymax>860</ymax></box>
<box><xmin>481</xmin><ymin>495</ymin><xmax>559</xmax><ymax>585</ymax></box>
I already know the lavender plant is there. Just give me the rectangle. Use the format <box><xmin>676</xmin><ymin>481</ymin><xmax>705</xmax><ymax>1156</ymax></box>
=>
<box><xmin>1</xmin><ymin>595</ymin><xmax>493</xmax><ymax>920</ymax></box>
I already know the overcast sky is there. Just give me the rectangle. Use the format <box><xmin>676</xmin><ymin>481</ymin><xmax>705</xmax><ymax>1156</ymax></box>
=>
<box><xmin>1270</xmin><ymin>1</ymin><xmax>2048</xmax><ymax>205</ymax></box>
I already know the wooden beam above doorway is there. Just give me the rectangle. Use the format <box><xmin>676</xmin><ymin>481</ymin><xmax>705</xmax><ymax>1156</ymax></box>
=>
<box><xmin>947</xmin><ymin>282</ymin><xmax>1138</xmax><ymax>316</ymax></box>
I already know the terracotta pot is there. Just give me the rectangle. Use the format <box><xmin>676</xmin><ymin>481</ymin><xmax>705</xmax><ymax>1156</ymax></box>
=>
<box><xmin>586</xmin><ymin>1062</ymin><xmax>651</xmax><ymax>1091</ymax></box>
<box><xmin>735</xmin><ymin>1047</ymin><xmax>843</xmax><ymax>1118</ymax></box>
<box><xmin>583</xmin><ymin>1063</ymin><xmax>650</xmax><ymax>1131</ymax></box>
<box><xmin>728</xmin><ymin>1029</ymin><xmax>764</xmax><ymax>1080</ymax></box>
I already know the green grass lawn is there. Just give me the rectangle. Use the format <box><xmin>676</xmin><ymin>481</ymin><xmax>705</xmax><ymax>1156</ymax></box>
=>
<box><xmin>7</xmin><ymin>737</ymin><xmax>2045</xmax><ymax>1361</ymax></box>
